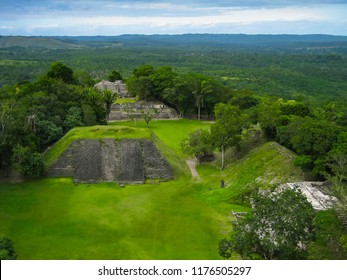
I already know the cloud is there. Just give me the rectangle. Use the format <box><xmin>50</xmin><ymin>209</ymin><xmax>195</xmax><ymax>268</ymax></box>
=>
<box><xmin>1</xmin><ymin>0</ymin><xmax>346</xmax><ymax>35</ymax></box>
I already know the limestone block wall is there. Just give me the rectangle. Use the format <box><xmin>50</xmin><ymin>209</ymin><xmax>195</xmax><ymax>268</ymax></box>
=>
<box><xmin>47</xmin><ymin>138</ymin><xmax>174</xmax><ymax>184</ymax></box>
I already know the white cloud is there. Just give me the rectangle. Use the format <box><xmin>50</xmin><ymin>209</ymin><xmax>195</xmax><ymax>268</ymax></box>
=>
<box><xmin>1</xmin><ymin>1</ymin><xmax>346</xmax><ymax>35</ymax></box>
<box><xmin>47</xmin><ymin>6</ymin><xmax>328</xmax><ymax>29</ymax></box>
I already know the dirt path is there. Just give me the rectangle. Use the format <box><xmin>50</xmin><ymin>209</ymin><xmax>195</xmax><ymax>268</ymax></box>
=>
<box><xmin>186</xmin><ymin>159</ymin><xmax>200</xmax><ymax>179</ymax></box>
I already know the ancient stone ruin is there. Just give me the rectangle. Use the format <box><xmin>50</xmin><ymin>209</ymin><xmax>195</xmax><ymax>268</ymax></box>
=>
<box><xmin>278</xmin><ymin>182</ymin><xmax>337</xmax><ymax>210</ymax></box>
<box><xmin>109</xmin><ymin>101</ymin><xmax>179</xmax><ymax>121</ymax></box>
<box><xmin>94</xmin><ymin>80</ymin><xmax>129</xmax><ymax>98</ymax></box>
<box><xmin>47</xmin><ymin>139</ymin><xmax>174</xmax><ymax>184</ymax></box>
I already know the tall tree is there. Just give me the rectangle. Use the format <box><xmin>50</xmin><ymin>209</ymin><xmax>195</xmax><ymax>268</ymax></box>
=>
<box><xmin>211</xmin><ymin>103</ymin><xmax>247</xmax><ymax>169</ymax></box>
<box><xmin>191</xmin><ymin>79</ymin><xmax>212</xmax><ymax>120</ymax></box>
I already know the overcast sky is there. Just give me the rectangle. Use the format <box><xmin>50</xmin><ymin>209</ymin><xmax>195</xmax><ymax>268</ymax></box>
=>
<box><xmin>1</xmin><ymin>0</ymin><xmax>347</xmax><ymax>36</ymax></box>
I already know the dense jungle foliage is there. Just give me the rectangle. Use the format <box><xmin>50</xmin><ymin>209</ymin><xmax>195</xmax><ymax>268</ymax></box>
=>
<box><xmin>0</xmin><ymin>35</ymin><xmax>346</xmax><ymax>181</ymax></box>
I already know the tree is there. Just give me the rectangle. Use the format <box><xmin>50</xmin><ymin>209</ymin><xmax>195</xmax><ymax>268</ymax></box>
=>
<box><xmin>137</xmin><ymin>76</ymin><xmax>153</xmax><ymax>102</ymax></box>
<box><xmin>64</xmin><ymin>106</ymin><xmax>83</xmax><ymax>130</ymax></box>
<box><xmin>0</xmin><ymin>237</ymin><xmax>17</xmax><ymax>260</ymax></box>
<box><xmin>142</xmin><ymin>108</ymin><xmax>153</xmax><ymax>128</ymax></box>
<box><xmin>181</xmin><ymin>129</ymin><xmax>213</xmax><ymax>163</ymax></box>
<box><xmin>0</xmin><ymin>100</ymin><xmax>16</xmax><ymax>142</ymax></box>
<box><xmin>46</xmin><ymin>62</ymin><xmax>75</xmax><ymax>84</ymax></box>
<box><xmin>36</xmin><ymin>119</ymin><xmax>63</xmax><ymax>147</ymax></box>
<box><xmin>324</xmin><ymin>132</ymin><xmax>347</xmax><ymax>184</ymax></box>
<box><xmin>191</xmin><ymin>79</ymin><xmax>213</xmax><ymax>120</ymax></box>
<box><xmin>11</xmin><ymin>145</ymin><xmax>45</xmax><ymax>178</ymax></box>
<box><xmin>150</xmin><ymin>66</ymin><xmax>177</xmax><ymax>98</ymax></box>
<box><xmin>219</xmin><ymin>189</ymin><xmax>316</xmax><ymax>260</ymax></box>
<box><xmin>81</xmin><ymin>104</ymin><xmax>97</xmax><ymax>126</ymax></box>
<box><xmin>133</xmin><ymin>64</ymin><xmax>155</xmax><ymax>78</ymax></box>
<box><xmin>283</xmin><ymin>117</ymin><xmax>339</xmax><ymax>157</ymax></box>
<box><xmin>83</xmin><ymin>88</ymin><xmax>106</xmax><ymax>123</ymax></box>
<box><xmin>162</xmin><ymin>80</ymin><xmax>193</xmax><ymax>118</ymax></box>
<box><xmin>211</xmin><ymin>103</ymin><xmax>247</xmax><ymax>170</ymax></box>
<box><xmin>108</xmin><ymin>70</ymin><xmax>123</xmax><ymax>82</ymax></box>
<box><xmin>101</xmin><ymin>89</ymin><xmax>117</xmax><ymax>122</ymax></box>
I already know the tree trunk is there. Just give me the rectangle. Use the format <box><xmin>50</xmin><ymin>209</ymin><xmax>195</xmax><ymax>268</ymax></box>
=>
<box><xmin>198</xmin><ymin>105</ymin><xmax>201</xmax><ymax>120</ymax></box>
<box><xmin>221</xmin><ymin>145</ymin><xmax>225</xmax><ymax>170</ymax></box>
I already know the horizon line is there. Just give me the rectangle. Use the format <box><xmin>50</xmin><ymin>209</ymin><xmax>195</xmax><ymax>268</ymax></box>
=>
<box><xmin>2</xmin><ymin>33</ymin><xmax>347</xmax><ymax>37</ymax></box>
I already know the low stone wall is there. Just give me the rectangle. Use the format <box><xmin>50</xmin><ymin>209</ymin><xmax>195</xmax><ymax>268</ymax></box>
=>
<box><xmin>109</xmin><ymin>101</ymin><xmax>179</xmax><ymax>120</ymax></box>
<box><xmin>47</xmin><ymin>138</ymin><xmax>174</xmax><ymax>184</ymax></box>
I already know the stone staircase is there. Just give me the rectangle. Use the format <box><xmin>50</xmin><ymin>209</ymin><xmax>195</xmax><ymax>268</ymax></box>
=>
<box><xmin>336</xmin><ymin>208</ymin><xmax>347</xmax><ymax>232</ymax></box>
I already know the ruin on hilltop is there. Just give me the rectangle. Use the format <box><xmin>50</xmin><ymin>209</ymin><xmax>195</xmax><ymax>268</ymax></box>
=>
<box><xmin>94</xmin><ymin>80</ymin><xmax>129</xmax><ymax>98</ymax></box>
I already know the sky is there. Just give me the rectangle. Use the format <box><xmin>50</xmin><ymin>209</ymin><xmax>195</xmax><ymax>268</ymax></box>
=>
<box><xmin>1</xmin><ymin>0</ymin><xmax>347</xmax><ymax>36</ymax></box>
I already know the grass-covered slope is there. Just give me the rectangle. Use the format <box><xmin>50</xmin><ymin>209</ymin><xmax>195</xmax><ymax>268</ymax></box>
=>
<box><xmin>197</xmin><ymin>141</ymin><xmax>307</xmax><ymax>203</ymax></box>
<box><xmin>0</xmin><ymin>120</ymin><xmax>307</xmax><ymax>260</ymax></box>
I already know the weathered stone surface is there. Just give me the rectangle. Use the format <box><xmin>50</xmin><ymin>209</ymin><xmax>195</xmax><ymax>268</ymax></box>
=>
<box><xmin>101</xmin><ymin>139</ymin><xmax>120</xmax><ymax>182</ymax></box>
<box><xmin>142</xmin><ymin>139</ymin><xmax>174</xmax><ymax>180</ymax></box>
<box><xmin>47</xmin><ymin>138</ymin><xmax>174</xmax><ymax>184</ymax></box>
<box><xmin>94</xmin><ymin>80</ymin><xmax>129</xmax><ymax>97</ymax></box>
<box><xmin>108</xmin><ymin>101</ymin><xmax>179</xmax><ymax>121</ymax></box>
<box><xmin>118</xmin><ymin>139</ymin><xmax>145</xmax><ymax>183</ymax></box>
<box><xmin>74</xmin><ymin>139</ymin><xmax>102</xmax><ymax>183</ymax></box>
<box><xmin>278</xmin><ymin>182</ymin><xmax>337</xmax><ymax>210</ymax></box>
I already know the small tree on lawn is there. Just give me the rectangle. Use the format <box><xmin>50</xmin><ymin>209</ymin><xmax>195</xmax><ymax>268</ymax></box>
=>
<box><xmin>181</xmin><ymin>129</ymin><xmax>213</xmax><ymax>163</ymax></box>
<box><xmin>142</xmin><ymin>108</ymin><xmax>153</xmax><ymax>128</ymax></box>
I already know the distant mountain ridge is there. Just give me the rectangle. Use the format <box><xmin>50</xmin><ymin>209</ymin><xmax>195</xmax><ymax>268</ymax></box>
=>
<box><xmin>1</xmin><ymin>34</ymin><xmax>347</xmax><ymax>49</ymax></box>
<box><xmin>0</xmin><ymin>36</ymin><xmax>81</xmax><ymax>49</ymax></box>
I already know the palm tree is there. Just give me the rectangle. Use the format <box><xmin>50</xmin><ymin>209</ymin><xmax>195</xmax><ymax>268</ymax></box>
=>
<box><xmin>101</xmin><ymin>90</ymin><xmax>117</xmax><ymax>122</ymax></box>
<box><xmin>192</xmin><ymin>80</ymin><xmax>212</xmax><ymax>120</ymax></box>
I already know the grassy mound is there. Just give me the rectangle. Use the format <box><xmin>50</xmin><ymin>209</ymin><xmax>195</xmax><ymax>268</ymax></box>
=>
<box><xmin>196</xmin><ymin>141</ymin><xmax>307</xmax><ymax>203</ymax></box>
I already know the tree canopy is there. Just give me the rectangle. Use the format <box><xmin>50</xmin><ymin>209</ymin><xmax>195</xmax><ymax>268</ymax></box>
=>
<box><xmin>219</xmin><ymin>189</ymin><xmax>316</xmax><ymax>260</ymax></box>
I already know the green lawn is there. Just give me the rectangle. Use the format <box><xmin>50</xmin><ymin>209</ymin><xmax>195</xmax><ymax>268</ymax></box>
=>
<box><xmin>0</xmin><ymin>119</ymin><xmax>303</xmax><ymax>259</ymax></box>
<box><xmin>0</xmin><ymin>178</ymin><xmax>232</xmax><ymax>259</ymax></box>
<box><xmin>2</xmin><ymin>119</ymin><xmax>237</xmax><ymax>259</ymax></box>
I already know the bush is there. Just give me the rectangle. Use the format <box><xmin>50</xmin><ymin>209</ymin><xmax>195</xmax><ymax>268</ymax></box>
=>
<box><xmin>0</xmin><ymin>237</ymin><xmax>17</xmax><ymax>260</ymax></box>
<box><xmin>12</xmin><ymin>145</ymin><xmax>45</xmax><ymax>178</ymax></box>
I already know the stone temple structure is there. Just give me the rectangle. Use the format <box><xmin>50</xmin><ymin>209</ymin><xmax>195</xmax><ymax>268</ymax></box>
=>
<box><xmin>278</xmin><ymin>182</ymin><xmax>337</xmax><ymax>210</ymax></box>
<box><xmin>47</xmin><ymin>139</ymin><xmax>174</xmax><ymax>184</ymax></box>
<box><xmin>94</xmin><ymin>80</ymin><xmax>129</xmax><ymax>98</ymax></box>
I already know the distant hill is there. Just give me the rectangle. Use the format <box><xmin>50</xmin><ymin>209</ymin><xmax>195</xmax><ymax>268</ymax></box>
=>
<box><xmin>0</xmin><ymin>36</ymin><xmax>81</xmax><ymax>49</ymax></box>
<box><xmin>1</xmin><ymin>34</ymin><xmax>347</xmax><ymax>49</ymax></box>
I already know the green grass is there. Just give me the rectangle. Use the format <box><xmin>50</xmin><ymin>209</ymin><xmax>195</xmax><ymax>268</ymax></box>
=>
<box><xmin>0</xmin><ymin>120</ymin><xmax>305</xmax><ymax>260</ymax></box>
<box><xmin>0</xmin><ymin>178</ymin><xmax>231</xmax><ymax>259</ymax></box>
<box><xmin>195</xmin><ymin>141</ymin><xmax>306</xmax><ymax>204</ymax></box>
<box><xmin>115</xmin><ymin>97</ymin><xmax>137</xmax><ymax>104</ymax></box>
<box><xmin>44</xmin><ymin>125</ymin><xmax>151</xmax><ymax>166</ymax></box>
<box><xmin>110</xmin><ymin>119</ymin><xmax>212</xmax><ymax>156</ymax></box>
